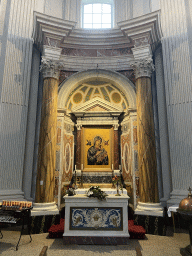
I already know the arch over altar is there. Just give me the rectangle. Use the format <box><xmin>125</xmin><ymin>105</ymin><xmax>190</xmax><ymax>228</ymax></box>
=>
<box><xmin>56</xmin><ymin>69</ymin><xmax>137</xmax><ymax>208</ymax></box>
<box><xmin>58</xmin><ymin>69</ymin><xmax>136</xmax><ymax>111</ymax></box>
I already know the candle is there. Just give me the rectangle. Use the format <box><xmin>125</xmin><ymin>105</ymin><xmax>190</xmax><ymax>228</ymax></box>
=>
<box><xmin>112</xmin><ymin>164</ymin><xmax>113</xmax><ymax>170</ymax></box>
<box><xmin>81</xmin><ymin>164</ymin><xmax>83</xmax><ymax>170</ymax></box>
<box><xmin>75</xmin><ymin>165</ymin><xmax>76</xmax><ymax>170</ymax></box>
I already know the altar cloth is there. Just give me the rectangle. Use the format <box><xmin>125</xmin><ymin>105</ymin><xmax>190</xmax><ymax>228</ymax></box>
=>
<box><xmin>75</xmin><ymin>188</ymin><xmax>127</xmax><ymax>195</ymax></box>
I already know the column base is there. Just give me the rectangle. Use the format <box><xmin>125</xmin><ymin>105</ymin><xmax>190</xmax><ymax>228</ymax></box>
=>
<box><xmin>31</xmin><ymin>202</ymin><xmax>59</xmax><ymax>216</ymax></box>
<box><xmin>160</xmin><ymin>197</ymin><xmax>170</xmax><ymax>207</ymax></box>
<box><xmin>135</xmin><ymin>202</ymin><xmax>164</xmax><ymax>217</ymax></box>
<box><xmin>167</xmin><ymin>189</ymin><xmax>188</xmax><ymax>208</ymax></box>
<box><xmin>0</xmin><ymin>189</ymin><xmax>25</xmax><ymax>202</ymax></box>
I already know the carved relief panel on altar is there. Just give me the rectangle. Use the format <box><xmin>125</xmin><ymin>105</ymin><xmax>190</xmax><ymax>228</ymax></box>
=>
<box><xmin>82</xmin><ymin>127</ymin><xmax>113</xmax><ymax>172</ymax></box>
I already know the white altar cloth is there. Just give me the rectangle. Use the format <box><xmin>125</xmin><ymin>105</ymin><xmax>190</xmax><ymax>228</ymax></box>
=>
<box><xmin>75</xmin><ymin>188</ymin><xmax>127</xmax><ymax>195</ymax></box>
<box><xmin>63</xmin><ymin>193</ymin><xmax>130</xmax><ymax>237</ymax></box>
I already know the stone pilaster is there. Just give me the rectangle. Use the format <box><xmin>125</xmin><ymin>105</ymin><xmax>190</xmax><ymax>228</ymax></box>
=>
<box><xmin>76</xmin><ymin>124</ymin><xmax>82</xmax><ymax>170</ymax></box>
<box><xmin>131</xmin><ymin>57</ymin><xmax>163</xmax><ymax>216</ymax></box>
<box><xmin>113</xmin><ymin>124</ymin><xmax>119</xmax><ymax>170</ymax></box>
<box><xmin>33</xmin><ymin>59</ymin><xmax>63</xmax><ymax>215</ymax></box>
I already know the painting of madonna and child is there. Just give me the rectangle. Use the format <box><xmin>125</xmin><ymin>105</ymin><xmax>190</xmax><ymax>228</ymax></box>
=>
<box><xmin>83</xmin><ymin>127</ymin><xmax>111</xmax><ymax>171</ymax></box>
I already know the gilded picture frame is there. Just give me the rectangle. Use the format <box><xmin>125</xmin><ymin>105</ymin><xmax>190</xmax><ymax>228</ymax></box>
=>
<box><xmin>82</xmin><ymin>126</ymin><xmax>113</xmax><ymax>172</ymax></box>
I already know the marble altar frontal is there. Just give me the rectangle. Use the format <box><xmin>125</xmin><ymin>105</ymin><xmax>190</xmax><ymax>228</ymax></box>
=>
<box><xmin>63</xmin><ymin>192</ymin><xmax>130</xmax><ymax>237</ymax></box>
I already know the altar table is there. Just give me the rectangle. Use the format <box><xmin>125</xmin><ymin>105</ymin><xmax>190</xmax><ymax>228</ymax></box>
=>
<box><xmin>63</xmin><ymin>193</ymin><xmax>130</xmax><ymax>238</ymax></box>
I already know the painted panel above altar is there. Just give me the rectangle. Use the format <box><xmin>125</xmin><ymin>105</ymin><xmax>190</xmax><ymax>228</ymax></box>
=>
<box><xmin>83</xmin><ymin>127</ymin><xmax>112</xmax><ymax>172</ymax></box>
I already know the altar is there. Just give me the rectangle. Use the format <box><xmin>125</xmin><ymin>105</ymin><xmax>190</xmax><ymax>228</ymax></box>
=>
<box><xmin>63</xmin><ymin>189</ymin><xmax>130</xmax><ymax>244</ymax></box>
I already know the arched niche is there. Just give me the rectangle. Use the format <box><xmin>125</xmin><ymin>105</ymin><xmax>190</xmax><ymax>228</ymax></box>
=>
<box><xmin>58</xmin><ymin>69</ymin><xmax>136</xmax><ymax>111</ymax></box>
<box><xmin>57</xmin><ymin>69</ymin><xmax>137</xmax><ymax>206</ymax></box>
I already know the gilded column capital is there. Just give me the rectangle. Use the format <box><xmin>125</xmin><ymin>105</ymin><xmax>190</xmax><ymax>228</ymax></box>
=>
<box><xmin>40</xmin><ymin>58</ymin><xmax>64</xmax><ymax>80</ymax></box>
<box><xmin>130</xmin><ymin>58</ymin><xmax>155</xmax><ymax>80</ymax></box>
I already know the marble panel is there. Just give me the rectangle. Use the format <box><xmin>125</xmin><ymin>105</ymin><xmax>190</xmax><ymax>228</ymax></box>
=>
<box><xmin>62</xmin><ymin>134</ymin><xmax>74</xmax><ymax>183</ymax></box>
<box><xmin>82</xmin><ymin>175</ymin><xmax>112</xmax><ymax>184</ymax></box>
<box><xmin>118</xmin><ymin>70</ymin><xmax>136</xmax><ymax>85</ymax></box>
<box><xmin>76</xmin><ymin>130</ymin><xmax>81</xmax><ymax>169</ymax></box>
<box><xmin>114</xmin><ymin>130</ymin><xmax>119</xmax><ymax>170</ymax></box>
<box><xmin>121</xmin><ymin>133</ymin><xmax>132</xmax><ymax>182</ymax></box>
<box><xmin>61</xmin><ymin>47</ymin><xmax>132</xmax><ymax>57</ymax></box>
<box><xmin>70</xmin><ymin>207</ymin><xmax>123</xmax><ymax>230</ymax></box>
<box><xmin>63</xmin><ymin>194</ymin><xmax>129</xmax><ymax>237</ymax></box>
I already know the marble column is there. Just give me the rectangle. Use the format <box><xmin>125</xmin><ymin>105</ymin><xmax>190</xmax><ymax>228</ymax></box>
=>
<box><xmin>131</xmin><ymin>58</ymin><xmax>163</xmax><ymax>216</ymax></box>
<box><xmin>32</xmin><ymin>59</ymin><xmax>63</xmax><ymax>215</ymax></box>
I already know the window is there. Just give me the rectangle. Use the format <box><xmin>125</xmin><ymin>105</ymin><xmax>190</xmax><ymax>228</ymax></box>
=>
<box><xmin>82</xmin><ymin>0</ymin><xmax>113</xmax><ymax>29</ymax></box>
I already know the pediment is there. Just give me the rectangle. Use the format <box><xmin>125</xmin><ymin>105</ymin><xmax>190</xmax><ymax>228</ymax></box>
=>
<box><xmin>72</xmin><ymin>97</ymin><xmax>123</xmax><ymax>117</ymax></box>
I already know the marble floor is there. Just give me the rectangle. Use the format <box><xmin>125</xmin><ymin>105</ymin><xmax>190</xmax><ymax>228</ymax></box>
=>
<box><xmin>0</xmin><ymin>227</ymin><xmax>190</xmax><ymax>256</ymax></box>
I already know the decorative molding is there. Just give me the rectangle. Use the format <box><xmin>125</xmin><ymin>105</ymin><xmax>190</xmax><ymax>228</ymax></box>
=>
<box><xmin>58</xmin><ymin>69</ymin><xmax>137</xmax><ymax>111</ymax></box>
<box><xmin>118</xmin><ymin>11</ymin><xmax>162</xmax><ymax>51</ymax></box>
<box><xmin>130</xmin><ymin>58</ymin><xmax>155</xmax><ymax>79</ymax></box>
<box><xmin>121</xmin><ymin>123</ymin><xmax>130</xmax><ymax>134</ymax></box>
<box><xmin>76</xmin><ymin>124</ymin><xmax>82</xmax><ymax>131</ymax></box>
<box><xmin>40</xmin><ymin>58</ymin><xmax>64</xmax><ymax>79</ymax></box>
<box><xmin>33</xmin><ymin>11</ymin><xmax>76</xmax><ymax>51</ymax></box>
<box><xmin>42</xmin><ymin>45</ymin><xmax>62</xmax><ymax>60</ymax></box>
<box><xmin>135</xmin><ymin>202</ymin><xmax>164</xmax><ymax>217</ymax></box>
<box><xmin>61</xmin><ymin>28</ymin><xmax>132</xmax><ymax>49</ymax></box>
<box><xmin>113</xmin><ymin>124</ymin><xmax>119</xmax><ymax>131</ymax></box>
<box><xmin>72</xmin><ymin>97</ymin><xmax>123</xmax><ymax>117</ymax></box>
<box><xmin>76</xmin><ymin>117</ymin><xmax>119</xmax><ymax>127</ymax></box>
<box><xmin>132</xmin><ymin>45</ymin><xmax>152</xmax><ymax>60</ymax></box>
<box><xmin>60</xmin><ymin>54</ymin><xmax>134</xmax><ymax>72</ymax></box>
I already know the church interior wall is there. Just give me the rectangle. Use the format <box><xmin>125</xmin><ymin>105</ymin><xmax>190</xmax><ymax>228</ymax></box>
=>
<box><xmin>0</xmin><ymin>0</ymin><xmax>35</xmax><ymax>200</ymax></box>
<box><xmin>22</xmin><ymin>46</ymin><xmax>41</xmax><ymax>201</ymax></box>
<box><xmin>0</xmin><ymin>0</ymin><xmax>191</xmax><ymax>207</ymax></box>
<box><xmin>151</xmin><ymin>64</ymin><xmax>164</xmax><ymax>201</ymax></box>
<box><xmin>160</xmin><ymin>0</ymin><xmax>192</xmax><ymax>205</ymax></box>
<box><xmin>154</xmin><ymin>45</ymin><xmax>172</xmax><ymax>206</ymax></box>
<box><xmin>44</xmin><ymin>0</ymin><xmax>64</xmax><ymax>19</ymax></box>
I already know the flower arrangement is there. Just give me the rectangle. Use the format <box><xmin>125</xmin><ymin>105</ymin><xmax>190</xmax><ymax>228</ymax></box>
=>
<box><xmin>112</xmin><ymin>175</ymin><xmax>121</xmax><ymax>184</ymax></box>
<box><xmin>65</xmin><ymin>184</ymin><xmax>76</xmax><ymax>196</ymax></box>
<box><xmin>112</xmin><ymin>175</ymin><xmax>122</xmax><ymax>196</ymax></box>
<box><xmin>86</xmin><ymin>186</ymin><xmax>108</xmax><ymax>201</ymax></box>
